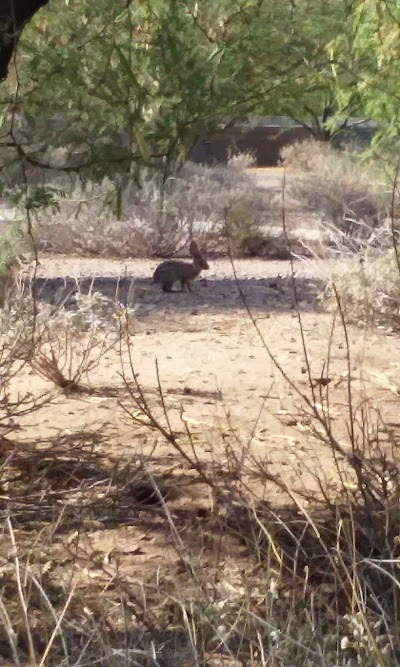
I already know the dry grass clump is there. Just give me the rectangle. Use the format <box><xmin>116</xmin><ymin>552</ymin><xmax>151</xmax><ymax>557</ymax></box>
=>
<box><xmin>30</xmin><ymin>162</ymin><xmax>276</xmax><ymax>258</ymax></box>
<box><xmin>281</xmin><ymin>137</ymin><xmax>336</xmax><ymax>172</ymax></box>
<box><xmin>0</xmin><ymin>227</ymin><xmax>23</xmax><ymax>307</ymax></box>
<box><xmin>281</xmin><ymin>140</ymin><xmax>389</xmax><ymax>251</ymax></box>
<box><xmin>0</xmin><ymin>270</ymin><xmax>135</xmax><ymax>405</ymax></box>
<box><xmin>227</xmin><ymin>150</ymin><xmax>257</xmax><ymax>168</ymax></box>
<box><xmin>323</xmin><ymin>249</ymin><xmax>400</xmax><ymax>330</ymax></box>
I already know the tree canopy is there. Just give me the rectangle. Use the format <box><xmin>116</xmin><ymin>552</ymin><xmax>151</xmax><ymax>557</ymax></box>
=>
<box><xmin>0</xmin><ymin>0</ymin><xmax>399</xmax><ymax>186</ymax></box>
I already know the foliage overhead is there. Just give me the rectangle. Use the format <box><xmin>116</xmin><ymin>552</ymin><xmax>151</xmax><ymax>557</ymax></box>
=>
<box><xmin>0</xmin><ymin>0</ymin><xmax>399</xmax><ymax>187</ymax></box>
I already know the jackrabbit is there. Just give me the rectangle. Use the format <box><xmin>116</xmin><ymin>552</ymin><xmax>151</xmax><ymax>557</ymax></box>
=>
<box><xmin>153</xmin><ymin>240</ymin><xmax>209</xmax><ymax>292</ymax></box>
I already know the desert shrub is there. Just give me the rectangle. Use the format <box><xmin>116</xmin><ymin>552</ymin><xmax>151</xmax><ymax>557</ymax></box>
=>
<box><xmin>164</xmin><ymin>162</ymin><xmax>274</xmax><ymax>255</ymax></box>
<box><xmin>281</xmin><ymin>140</ymin><xmax>389</xmax><ymax>250</ymax></box>
<box><xmin>280</xmin><ymin>138</ymin><xmax>335</xmax><ymax>172</ymax></box>
<box><xmin>0</xmin><ymin>227</ymin><xmax>22</xmax><ymax>307</ymax></box>
<box><xmin>30</xmin><ymin>163</ymin><xmax>276</xmax><ymax>257</ymax></box>
<box><xmin>29</xmin><ymin>178</ymin><xmax>134</xmax><ymax>256</ymax></box>
<box><xmin>323</xmin><ymin>248</ymin><xmax>400</xmax><ymax>330</ymax></box>
<box><xmin>227</xmin><ymin>150</ymin><xmax>257</xmax><ymax>168</ymax></box>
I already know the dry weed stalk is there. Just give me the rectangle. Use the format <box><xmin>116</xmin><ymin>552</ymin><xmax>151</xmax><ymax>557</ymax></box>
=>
<box><xmin>118</xmin><ymin>320</ymin><xmax>218</xmax><ymax>492</ymax></box>
<box><xmin>31</xmin><ymin>351</ymin><xmax>81</xmax><ymax>391</ymax></box>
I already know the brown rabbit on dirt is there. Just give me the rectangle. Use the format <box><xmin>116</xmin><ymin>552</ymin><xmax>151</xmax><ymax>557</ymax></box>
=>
<box><xmin>153</xmin><ymin>240</ymin><xmax>209</xmax><ymax>292</ymax></box>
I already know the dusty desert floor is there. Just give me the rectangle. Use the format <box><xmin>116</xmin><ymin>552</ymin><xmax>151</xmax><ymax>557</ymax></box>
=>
<box><xmin>6</xmin><ymin>253</ymin><xmax>399</xmax><ymax>584</ymax></box>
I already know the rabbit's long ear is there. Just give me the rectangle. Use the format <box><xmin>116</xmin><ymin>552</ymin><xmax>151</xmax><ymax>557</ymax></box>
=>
<box><xmin>189</xmin><ymin>240</ymin><xmax>200</xmax><ymax>257</ymax></box>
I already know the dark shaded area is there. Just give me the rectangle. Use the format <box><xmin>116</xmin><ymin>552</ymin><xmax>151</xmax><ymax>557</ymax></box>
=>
<box><xmin>0</xmin><ymin>431</ymin><xmax>176</xmax><ymax>530</ymax></box>
<box><xmin>165</xmin><ymin>386</ymin><xmax>222</xmax><ymax>401</ymax></box>
<box><xmin>190</xmin><ymin>123</ymin><xmax>378</xmax><ymax>167</ymax></box>
<box><xmin>190</xmin><ymin>125</ymin><xmax>312</xmax><ymax>167</ymax></box>
<box><xmin>0</xmin><ymin>0</ymin><xmax>49</xmax><ymax>82</ymax></box>
<box><xmin>24</xmin><ymin>275</ymin><xmax>137</xmax><ymax>309</ymax></box>
<box><xmin>24</xmin><ymin>273</ymin><xmax>326</xmax><ymax>315</ymax></box>
<box><xmin>2</xmin><ymin>444</ymin><xmax>400</xmax><ymax>665</ymax></box>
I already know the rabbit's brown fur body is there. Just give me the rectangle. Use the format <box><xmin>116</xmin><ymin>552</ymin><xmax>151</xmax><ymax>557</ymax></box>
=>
<box><xmin>153</xmin><ymin>241</ymin><xmax>209</xmax><ymax>293</ymax></box>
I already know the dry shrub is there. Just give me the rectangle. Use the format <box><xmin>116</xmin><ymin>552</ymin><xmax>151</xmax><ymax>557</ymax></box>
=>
<box><xmin>0</xmin><ymin>273</ymin><xmax>135</xmax><ymax>402</ymax></box>
<box><xmin>31</xmin><ymin>178</ymin><xmax>134</xmax><ymax>256</ymax></box>
<box><xmin>227</xmin><ymin>150</ymin><xmax>257</xmax><ymax>168</ymax></box>
<box><xmin>323</xmin><ymin>248</ymin><xmax>400</xmax><ymax>330</ymax></box>
<box><xmin>0</xmin><ymin>303</ymin><xmax>57</xmax><ymax>455</ymax></box>
<box><xmin>127</xmin><ymin>161</ymin><xmax>278</xmax><ymax>256</ymax></box>
<box><xmin>0</xmin><ymin>227</ymin><xmax>22</xmax><ymax>307</ymax></box>
<box><xmin>32</xmin><ymin>163</ymin><xmax>276</xmax><ymax>257</ymax></box>
<box><xmin>280</xmin><ymin>138</ymin><xmax>335</xmax><ymax>172</ymax></box>
<box><xmin>281</xmin><ymin>139</ymin><xmax>388</xmax><ymax>250</ymax></box>
<box><xmin>170</xmin><ymin>162</ymin><xmax>274</xmax><ymax>254</ymax></box>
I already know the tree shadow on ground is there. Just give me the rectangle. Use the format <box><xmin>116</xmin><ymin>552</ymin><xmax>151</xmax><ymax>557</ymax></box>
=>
<box><xmin>2</xmin><ymin>433</ymin><xmax>400</xmax><ymax>666</ymax></box>
<box><xmin>0</xmin><ymin>433</ymin><xmax>214</xmax><ymax>534</ymax></box>
<box><xmin>25</xmin><ymin>274</ymin><xmax>326</xmax><ymax>315</ymax></box>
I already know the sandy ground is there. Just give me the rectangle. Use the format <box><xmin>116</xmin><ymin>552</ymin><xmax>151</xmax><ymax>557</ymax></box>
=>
<box><xmin>6</xmin><ymin>253</ymin><xmax>400</xmax><ymax>583</ymax></box>
<box><xmin>19</xmin><ymin>254</ymin><xmax>400</xmax><ymax>470</ymax></box>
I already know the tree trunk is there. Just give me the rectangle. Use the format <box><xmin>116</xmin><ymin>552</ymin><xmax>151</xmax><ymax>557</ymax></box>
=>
<box><xmin>0</xmin><ymin>0</ymin><xmax>49</xmax><ymax>82</ymax></box>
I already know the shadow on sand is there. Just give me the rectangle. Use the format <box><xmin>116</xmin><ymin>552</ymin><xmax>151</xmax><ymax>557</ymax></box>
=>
<box><xmin>25</xmin><ymin>273</ymin><xmax>326</xmax><ymax>315</ymax></box>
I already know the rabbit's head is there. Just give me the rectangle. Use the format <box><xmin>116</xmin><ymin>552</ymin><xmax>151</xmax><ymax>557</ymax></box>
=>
<box><xmin>189</xmin><ymin>240</ymin><xmax>209</xmax><ymax>270</ymax></box>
